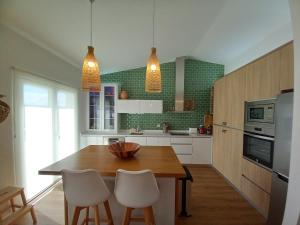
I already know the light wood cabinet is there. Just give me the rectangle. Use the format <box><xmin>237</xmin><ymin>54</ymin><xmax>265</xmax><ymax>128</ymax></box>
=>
<box><xmin>242</xmin><ymin>158</ymin><xmax>272</xmax><ymax>193</ymax></box>
<box><xmin>280</xmin><ymin>42</ymin><xmax>294</xmax><ymax>91</ymax></box>
<box><xmin>213</xmin><ymin>125</ymin><xmax>243</xmax><ymax>189</ymax></box>
<box><xmin>212</xmin><ymin>125</ymin><xmax>225</xmax><ymax>173</ymax></box>
<box><xmin>213</xmin><ymin>77</ymin><xmax>228</xmax><ymax>126</ymax></box>
<box><xmin>241</xmin><ymin>176</ymin><xmax>270</xmax><ymax>218</ymax></box>
<box><xmin>226</xmin><ymin>68</ymin><xmax>246</xmax><ymax>129</ymax></box>
<box><xmin>245</xmin><ymin>49</ymin><xmax>281</xmax><ymax>101</ymax></box>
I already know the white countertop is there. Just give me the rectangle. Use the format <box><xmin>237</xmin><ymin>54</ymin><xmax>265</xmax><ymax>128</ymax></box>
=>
<box><xmin>81</xmin><ymin>130</ymin><xmax>212</xmax><ymax>138</ymax></box>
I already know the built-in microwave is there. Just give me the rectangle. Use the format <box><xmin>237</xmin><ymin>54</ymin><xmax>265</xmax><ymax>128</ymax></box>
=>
<box><xmin>244</xmin><ymin>99</ymin><xmax>276</xmax><ymax>136</ymax></box>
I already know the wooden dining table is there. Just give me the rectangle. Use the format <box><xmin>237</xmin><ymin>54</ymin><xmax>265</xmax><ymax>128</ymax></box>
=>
<box><xmin>39</xmin><ymin>145</ymin><xmax>185</xmax><ymax>225</ymax></box>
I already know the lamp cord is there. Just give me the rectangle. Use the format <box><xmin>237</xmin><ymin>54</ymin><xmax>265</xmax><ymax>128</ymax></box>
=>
<box><xmin>90</xmin><ymin>0</ymin><xmax>93</xmax><ymax>46</ymax></box>
<box><xmin>153</xmin><ymin>0</ymin><xmax>155</xmax><ymax>47</ymax></box>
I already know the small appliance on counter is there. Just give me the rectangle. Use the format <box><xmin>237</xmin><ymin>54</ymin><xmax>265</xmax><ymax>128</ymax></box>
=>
<box><xmin>243</xmin><ymin>98</ymin><xmax>276</xmax><ymax>169</ymax></box>
<box><xmin>188</xmin><ymin>128</ymin><xmax>197</xmax><ymax>134</ymax></box>
<box><xmin>268</xmin><ymin>92</ymin><xmax>293</xmax><ymax>225</ymax></box>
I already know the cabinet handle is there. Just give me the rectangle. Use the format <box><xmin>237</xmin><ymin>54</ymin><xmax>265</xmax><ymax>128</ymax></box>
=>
<box><xmin>222</xmin><ymin>129</ymin><xmax>227</xmax><ymax>133</ymax></box>
<box><xmin>222</xmin><ymin>121</ymin><xmax>227</xmax><ymax>126</ymax></box>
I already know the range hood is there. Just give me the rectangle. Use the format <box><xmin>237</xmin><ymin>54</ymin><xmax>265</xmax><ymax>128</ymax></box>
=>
<box><xmin>173</xmin><ymin>57</ymin><xmax>194</xmax><ymax>112</ymax></box>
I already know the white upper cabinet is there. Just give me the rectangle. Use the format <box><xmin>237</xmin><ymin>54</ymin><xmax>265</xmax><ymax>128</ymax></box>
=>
<box><xmin>116</xmin><ymin>100</ymin><xmax>140</xmax><ymax>114</ymax></box>
<box><xmin>140</xmin><ymin>100</ymin><xmax>163</xmax><ymax>113</ymax></box>
<box><xmin>116</xmin><ymin>100</ymin><xmax>163</xmax><ymax>114</ymax></box>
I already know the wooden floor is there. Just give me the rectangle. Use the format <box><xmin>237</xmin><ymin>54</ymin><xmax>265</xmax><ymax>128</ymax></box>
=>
<box><xmin>15</xmin><ymin>166</ymin><xmax>266</xmax><ymax>225</ymax></box>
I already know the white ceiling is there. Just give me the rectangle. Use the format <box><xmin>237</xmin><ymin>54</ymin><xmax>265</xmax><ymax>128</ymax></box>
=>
<box><xmin>0</xmin><ymin>0</ymin><xmax>292</xmax><ymax>74</ymax></box>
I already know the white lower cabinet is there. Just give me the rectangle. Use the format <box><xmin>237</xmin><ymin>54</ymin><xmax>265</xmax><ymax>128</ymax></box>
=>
<box><xmin>176</xmin><ymin>155</ymin><xmax>193</xmax><ymax>164</ymax></box>
<box><xmin>80</xmin><ymin>134</ymin><xmax>212</xmax><ymax>165</ymax></box>
<box><xmin>146</xmin><ymin>137</ymin><xmax>171</xmax><ymax>146</ymax></box>
<box><xmin>125</xmin><ymin>136</ymin><xmax>147</xmax><ymax>145</ymax></box>
<box><xmin>80</xmin><ymin>135</ymin><xmax>104</xmax><ymax>148</ymax></box>
<box><xmin>192</xmin><ymin>138</ymin><xmax>212</xmax><ymax>164</ymax></box>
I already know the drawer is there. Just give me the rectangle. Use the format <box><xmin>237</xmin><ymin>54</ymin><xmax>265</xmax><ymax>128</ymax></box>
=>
<box><xmin>147</xmin><ymin>137</ymin><xmax>170</xmax><ymax>146</ymax></box>
<box><xmin>241</xmin><ymin>176</ymin><xmax>270</xmax><ymax>217</ymax></box>
<box><xmin>177</xmin><ymin>154</ymin><xmax>192</xmax><ymax>164</ymax></box>
<box><xmin>242</xmin><ymin>158</ymin><xmax>272</xmax><ymax>193</ymax></box>
<box><xmin>170</xmin><ymin>137</ymin><xmax>193</xmax><ymax>144</ymax></box>
<box><xmin>172</xmin><ymin>144</ymin><xmax>193</xmax><ymax>155</ymax></box>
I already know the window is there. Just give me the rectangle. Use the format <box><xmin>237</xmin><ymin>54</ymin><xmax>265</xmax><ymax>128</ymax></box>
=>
<box><xmin>13</xmin><ymin>70</ymin><xmax>78</xmax><ymax>199</ymax></box>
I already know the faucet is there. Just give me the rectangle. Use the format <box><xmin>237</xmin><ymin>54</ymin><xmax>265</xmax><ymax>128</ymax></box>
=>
<box><xmin>161</xmin><ymin>122</ymin><xmax>170</xmax><ymax>133</ymax></box>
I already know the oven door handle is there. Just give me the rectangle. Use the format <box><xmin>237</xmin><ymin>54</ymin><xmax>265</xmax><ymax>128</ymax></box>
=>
<box><xmin>244</xmin><ymin>132</ymin><xmax>274</xmax><ymax>141</ymax></box>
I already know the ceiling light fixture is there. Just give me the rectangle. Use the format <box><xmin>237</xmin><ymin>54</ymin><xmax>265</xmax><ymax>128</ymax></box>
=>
<box><xmin>81</xmin><ymin>0</ymin><xmax>101</xmax><ymax>92</ymax></box>
<box><xmin>145</xmin><ymin>0</ymin><xmax>161</xmax><ymax>93</ymax></box>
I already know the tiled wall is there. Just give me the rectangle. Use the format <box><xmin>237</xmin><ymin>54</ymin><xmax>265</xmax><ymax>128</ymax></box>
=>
<box><xmin>102</xmin><ymin>59</ymin><xmax>224</xmax><ymax>130</ymax></box>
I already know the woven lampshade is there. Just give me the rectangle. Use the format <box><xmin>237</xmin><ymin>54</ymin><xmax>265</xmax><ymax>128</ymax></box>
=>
<box><xmin>81</xmin><ymin>46</ymin><xmax>101</xmax><ymax>92</ymax></box>
<box><xmin>145</xmin><ymin>47</ymin><xmax>161</xmax><ymax>93</ymax></box>
<box><xmin>0</xmin><ymin>95</ymin><xmax>10</xmax><ymax>124</ymax></box>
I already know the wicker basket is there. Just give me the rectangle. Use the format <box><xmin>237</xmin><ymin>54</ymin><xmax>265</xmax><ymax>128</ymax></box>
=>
<box><xmin>0</xmin><ymin>95</ymin><xmax>10</xmax><ymax>123</ymax></box>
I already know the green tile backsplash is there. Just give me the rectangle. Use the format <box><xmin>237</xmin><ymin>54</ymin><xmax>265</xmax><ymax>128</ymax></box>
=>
<box><xmin>102</xmin><ymin>59</ymin><xmax>224</xmax><ymax>130</ymax></box>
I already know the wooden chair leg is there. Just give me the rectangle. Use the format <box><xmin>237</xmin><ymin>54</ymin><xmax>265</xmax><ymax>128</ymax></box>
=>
<box><xmin>30</xmin><ymin>207</ymin><xmax>38</xmax><ymax>224</ymax></box>
<box><xmin>64</xmin><ymin>195</ymin><xmax>69</xmax><ymax>225</ymax></box>
<box><xmin>72</xmin><ymin>207</ymin><xmax>82</xmax><ymax>225</ymax></box>
<box><xmin>143</xmin><ymin>207</ymin><xmax>155</xmax><ymax>225</ymax></box>
<box><xmin>104</xmin><ymin>200</ymin><xmax>114</xmax><ymax>225</ymax></box>
<box><xmin>93</xmin><ymin>205</ymin><xmax>100</xmax><ymax>225</ymax></box>
<box><xmin>122</xmin><ymin>207</ymin><xmax>132</xmax><ymax>225</ymax></box>
<box><xmin>85</xmin><ymin>207</ymin><xmax>89</xmax><ymax>225</ymax></box>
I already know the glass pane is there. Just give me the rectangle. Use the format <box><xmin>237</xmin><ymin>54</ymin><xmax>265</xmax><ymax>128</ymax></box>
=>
<box><xmin>24</xmin><ymin>106</ymin><xmax>54</xmax><ymax>199</ymax></box>
<box><xmin>57</xmin><ymin>90</ymin><xmax>76</xmax><ymax>161</ymax></box>
<box><xmin>103</xmin><ymin>86</ymin><xmax>115</xmax><ymax>130</ymax></box>
<box><xmin>24</xmin><ymin>84</ymin><xmax>49</xmax><ymax>107</ymax></box>
<box><xmin>89</xmin><ymin>92</ymin><xmax>100</xmax><ymax>130</ymax></box>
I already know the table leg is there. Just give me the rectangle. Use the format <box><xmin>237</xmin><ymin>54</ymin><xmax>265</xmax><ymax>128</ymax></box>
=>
<box><xmin>64</xmin><ymin>195</ymin><xmax>69</xmax><ymax>225</ymax></box>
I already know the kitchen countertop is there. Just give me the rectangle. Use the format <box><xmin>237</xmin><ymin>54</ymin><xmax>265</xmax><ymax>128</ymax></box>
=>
<box><xmin>81</xmin><ymin>130</ymin><xmax>212</xmax><ymax>138</ymax></box>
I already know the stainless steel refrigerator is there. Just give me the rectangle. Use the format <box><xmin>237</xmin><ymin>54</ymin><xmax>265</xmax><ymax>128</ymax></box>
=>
<box><xmin>267</xmin><ymin>92</ymin><xmax>293</xmax><ymax>225</ymax></box>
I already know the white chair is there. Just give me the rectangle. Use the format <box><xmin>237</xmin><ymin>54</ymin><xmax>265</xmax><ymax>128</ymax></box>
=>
<box><xmin>114</xmin><ymin>169</ymin><xmax>160</xmax><ymax>225</ymax></box>
<box><xmin>62</xmin><ymin>169</ymin><xmax>114</xmax><ymax>225</ymax></box>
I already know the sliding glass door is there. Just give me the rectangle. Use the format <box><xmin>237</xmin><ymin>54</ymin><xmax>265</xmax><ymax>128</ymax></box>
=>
<box><xmin>14</xmin><ymin>70</ymin><xmax>78</xmax><ymax>199</ymax></box>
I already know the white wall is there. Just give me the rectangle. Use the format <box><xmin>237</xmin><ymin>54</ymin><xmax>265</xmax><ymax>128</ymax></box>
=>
<box><xmin>283</xmin><ymin>0</ymin><xmax>300</xmax><ymax>224</ymax></box>
<box><xmin>0</xmin><ymin>24</ymin><xmax>81</xmax><ymax>189</ymax></box>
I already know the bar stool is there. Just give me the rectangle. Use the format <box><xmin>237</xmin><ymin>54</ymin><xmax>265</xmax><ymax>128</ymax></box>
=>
<box><xmin>114</xmin><ymin>169</ymin><xmax>160</xmax><ymax>225</ymax></box>
<box><xmin>62</xmin><ymin>169</ymin><xmax>114</xmax><ymax>225</ymax></box>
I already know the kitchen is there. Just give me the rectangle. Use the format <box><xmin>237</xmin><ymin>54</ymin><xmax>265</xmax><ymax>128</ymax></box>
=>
<box><xmin>0</xmin><ymin>0</ymin><xmax>300</xmax><ymax>225</ymax></box>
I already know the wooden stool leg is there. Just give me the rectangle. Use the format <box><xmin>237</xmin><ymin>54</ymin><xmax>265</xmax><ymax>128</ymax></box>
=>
<box><xmin>85</xmin><ymin>207</ymin><xmax>89</xmax><ymax>225</ymax></box>
<box><xmin>93</xmin><ymin>205</ymin><xmax>100</xmax><ymax>225</ymax></box>
<box><xmin>104</xmin><ymin>200</ymin><xmax>114</xmax><ymax>225</ymax></box>
<box><xmin>72</xmin><ymin>207</ymin><xmax>81</xmax><ymax>225</ymax></box>
<box><xmin>122</xmin><ymin>207</ymin><xmax>132</xmax><ymax>225</ymax></box>
<box><xmin>64</xmin><ymin>195</ymin><xmax>69</xmax><ymax>225</ymax></box>
<box><xmin>143</xmin><ymin>207</ymin><xmax>155</xmax><ymax>225</ymax></box>
<box><xmin>10</xmin><ymin>198</ymin><xmax>16</xmax><ymax>212</ymax></box>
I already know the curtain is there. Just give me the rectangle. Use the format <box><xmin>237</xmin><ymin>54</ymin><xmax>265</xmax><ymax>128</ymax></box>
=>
<box><xmin>13</xmin><ymin>69</ymin><xmax>78</xmax><ymax>199</ymax></box>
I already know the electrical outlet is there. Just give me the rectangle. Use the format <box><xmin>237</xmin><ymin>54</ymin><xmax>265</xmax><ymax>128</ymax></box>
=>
<box><xmin>156</xmin><ymin>124</ymin><xmax>160</xmax><ymax>128</ymax></box>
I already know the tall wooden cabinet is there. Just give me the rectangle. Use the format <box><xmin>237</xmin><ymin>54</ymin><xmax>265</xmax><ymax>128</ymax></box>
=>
<box><xmin>212</xmin><ymin>42</ymin><xmax>294</xmax><ymax>217</ymax></box>
<box><xmin>212</xmin><ymin>125</ymin><xmax>243</xmax><ymax>189</ymax></box>
<box><xmin>245</xmin><ymin>49</ymin><xmax>281</xmax><ymax>101</ymax></box>
<box><xmin>280</xmin><ymin>42</ymin><xmax>294</xmax><ymax>91</ymax></box>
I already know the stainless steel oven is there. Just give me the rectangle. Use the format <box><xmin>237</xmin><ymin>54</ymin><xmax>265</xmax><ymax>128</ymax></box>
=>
<box><xmin>243</xmin><ymin>98</ymin><xmax>276</xmax><ymax>169</ymax></box>
<box><xmin>243</xmin><ymin>132</ymin><xmax>274</xmax><ymax>168</ymax></box>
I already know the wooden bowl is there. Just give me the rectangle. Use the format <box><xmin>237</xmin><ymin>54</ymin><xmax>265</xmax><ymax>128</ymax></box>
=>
<box><xmin>108</xmin><ymin>142</ymin><xmax>140</xmax><ymax>159</ymax></box>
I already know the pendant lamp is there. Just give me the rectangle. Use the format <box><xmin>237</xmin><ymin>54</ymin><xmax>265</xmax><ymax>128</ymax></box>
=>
<box><xmin>82</xmin><ymin>0</ymin><xmax>101</xmax><ymax>92</ymax></box>
<box><xmin>145</xmin><ymin>0</ymin><xmax>161</xmax><ymax>93</ymax></box>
